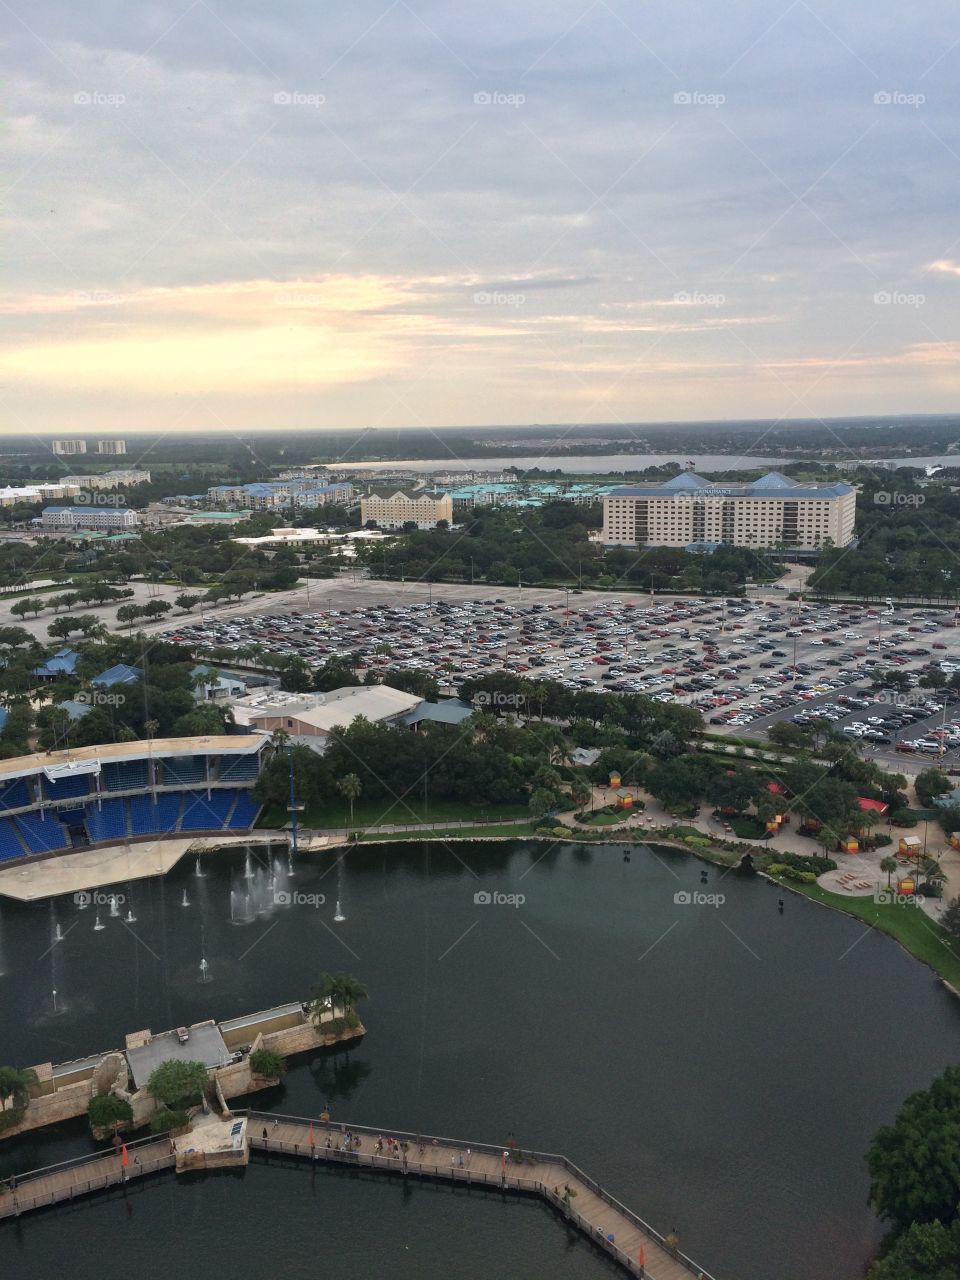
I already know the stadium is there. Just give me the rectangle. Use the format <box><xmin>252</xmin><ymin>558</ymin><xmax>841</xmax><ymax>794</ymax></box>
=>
<box><xmin>0</xmin><ymin>735</ymin><xmax>268</xmax><ymax>865</ymax></box>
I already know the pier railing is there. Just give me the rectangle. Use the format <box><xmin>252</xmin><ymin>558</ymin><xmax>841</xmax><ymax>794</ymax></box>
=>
<box><xmin>0</xmin><ymin>1134</ymin><xmax>173</xmax><ymax>1218</ymax></box>
<box><xmin>245</xmin><ymin>1111</ymin><xmax>719</xmax><ymax>1280</ymax></box>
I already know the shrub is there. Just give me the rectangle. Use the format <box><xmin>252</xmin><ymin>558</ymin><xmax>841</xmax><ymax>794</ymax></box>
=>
<box><xmin>889</xmin><ymin>808</ymin><xmax>917</xmax><ymax>827</ymax></box>
<box><xmin>150</xmin><ymin>1107</ymin><xmax>189</xmax><ymax>1135</ymax></box>
<box><xmin>87</xmin><ymin>1094</ymin><xmax>133</xmax><ymax>1130</ymax></box>
<box><xmin>551</xmin><ymin>827</ymin><xmax>569</xmax><ymax>838</ymax></box>
<box><xmin>249</xmin><ymin>1048</ymin><xmax>285</xmax><ymax>1079</ymax></box>
<box><xmin>146</xmin><ymin>1059</ymin><xmax>208</xmax><ymax>1109</ymax></box>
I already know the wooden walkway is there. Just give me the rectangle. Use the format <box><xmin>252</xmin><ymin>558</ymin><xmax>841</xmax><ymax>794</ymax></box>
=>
<box><xmin>0</xmin><ymin>1137</ymin><xmax>174</xmax><ymax>1218</ymax></box>
<box><xmin>0</xmin><ymin>1114</ymin><xmax>719</xmax><ymax>1280</ymax></box>
<box><xmin>249</xmin><ymin>1113</ymin><xmax>715</xmax><ymax>1280</ymax></box>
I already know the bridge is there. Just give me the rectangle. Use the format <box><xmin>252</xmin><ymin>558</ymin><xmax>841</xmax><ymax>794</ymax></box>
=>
<box><xmin>0</xmin><ymin>1110</ymin><xmax>719</xmax><ymax>1280</ymax></box>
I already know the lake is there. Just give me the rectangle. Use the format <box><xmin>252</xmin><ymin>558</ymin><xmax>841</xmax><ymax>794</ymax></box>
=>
<box><xmin>1</xmin><ymin>839</ymin><xmax>958</xmax><ymax>1280</ymax></box>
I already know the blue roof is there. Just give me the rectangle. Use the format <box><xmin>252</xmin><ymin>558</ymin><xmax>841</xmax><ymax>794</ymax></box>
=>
<box><xmin>59</xmin><ymin>699</ymin><xmax>92</xmax><ymax>721</ymax></box>
<box><xmin>401</xmin><ymin>699</ymin><xmax>474</xmax><ymax>727</ymax></box>
<box><xmin>608</xmin><ymin>472</ymin><xmax>853</xmax><ymax>500</ymax></box>
<box><xmin>33</xmin><ymin>647</ymin><xmax>79</xmax><ymax>677</ymax></box>
<box><xmin>91</xmin><ymin>663</ymin><xmax>142</xmax><ymax>688</ymax></box>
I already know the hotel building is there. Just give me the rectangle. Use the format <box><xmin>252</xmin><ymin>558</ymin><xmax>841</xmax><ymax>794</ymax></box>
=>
<box><xmin>600</xmin><ymin>472</ymin><xmax>856</xmax><ymax>551</ymax></box>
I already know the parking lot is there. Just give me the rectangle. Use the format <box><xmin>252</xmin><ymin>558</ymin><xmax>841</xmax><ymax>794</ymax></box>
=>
<box><xmin>154</xmin><ymin>588</ymin><xmax>960</xmax><ymax>771</ymax></box>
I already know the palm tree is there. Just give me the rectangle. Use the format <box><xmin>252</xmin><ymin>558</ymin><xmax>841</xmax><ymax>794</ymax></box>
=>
<box><xmin>309</xmin><ymin>972</ymin><xmax>369</xmax><ymax>1028</ymax></box>
<box><xmin>144</xmin><ymin>718</ymin><xmax>159</xmax><ymax>741</ymax></box>
<box><xmin>337</xmin><ymin>773</ymin><xmax>362</xmax><ymax>825</ymax></box>
<box><xmin>880</xmin><ymin>856</ymin><xmax>898</xmax><ymax>888</ymax></box>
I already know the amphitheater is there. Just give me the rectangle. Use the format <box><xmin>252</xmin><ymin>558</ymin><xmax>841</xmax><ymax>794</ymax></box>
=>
<box><xmin>0</xmin><ymin>734</ymin><xmax>268</xmax><ymax>868</ymax></box>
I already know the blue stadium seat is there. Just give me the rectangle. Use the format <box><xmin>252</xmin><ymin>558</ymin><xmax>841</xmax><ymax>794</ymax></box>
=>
<box><xmin>179</xmin><ymin>790</ymin><xmax>234</xmax><ymax>832</ymax></box>
<box><xmin>128</xmin><ymin>792</ymin><xmax>181</xmax><ymax>837</ymax></box>
<box><xmin>101</xmin><ymin>761</ymin><xmax>148</xmax><ymax>792</ymax></box>
<box><xmin>0</xmin><ymin>779</ymin><xmax>32</xmax><ymax>811</ymax></box>
<box><xmin>229</xmin><ymin>792</ymin><xmax>261</xmax><ymax>830</ymax></box>
<box><xmin>0</xmin><ymin>818</ymin><xmax>26</xmax><ymax>862</ymax></box>
<box><xmin>217</xmin><ymin>755</ymin><xmax>260</xmax><ymax>783</ymax></box>
<box><xmin>15</xmin><ymin>811</ymin><xmax>68</xmax><ymax>854</ymax></box>
<box><xmin>43</xmin><ymin>774</ymin><xmax>91</xmax><ymax>802</ymax></box>
<box><xmin>85</xmin><ymin>798</ymin><xmax>127</xmax><ymax>843</ymax></box>
<box><xmin>161</xmin><ymin>757</ymin><xmax>207</xmax><ymax>786</ymax></box>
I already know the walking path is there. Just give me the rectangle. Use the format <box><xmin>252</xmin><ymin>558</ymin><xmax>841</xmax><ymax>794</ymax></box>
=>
<box><xmin>0</xmin><ymin>1113</ymin><xmax>719</xmax><ymax>1279</ymax></box>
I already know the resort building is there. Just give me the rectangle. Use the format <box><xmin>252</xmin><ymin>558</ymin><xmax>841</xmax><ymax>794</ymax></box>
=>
<box><xmin>40</xmin><ymin>506</ymin><xmax>140</xmax><ymax>532</ymax></box>
<box><xmin>360</xmin><ymin>488</ymin><xmax>453</xmax><ymax>529</ymax></box>
<box><xmin>51</xmin><ymin>439</ymin><xmax>87</xmax><ymax>456</ymax></box>
<box><xmin>96</xmin><ymin>439</ymin><xmax>127</xmax><ymax>455</ymax></box>
<box><xmin>232</xmin><ymin>684</ymin><xmax>423</xmax><ymax>749</ymax></box>
<box><xmin>599</xmin><ymin>472</ymin><xmax>856</xmax><ymax>551</ymax></box>
<box><xmin>60</xmin><ymin>469</ymin><xmax>150</xmax><ymax>490</ymax></box>
<box><xmin>207</xmin><ymin>480</ymin><xmax>353</xmax><ymax>510</ymax></box>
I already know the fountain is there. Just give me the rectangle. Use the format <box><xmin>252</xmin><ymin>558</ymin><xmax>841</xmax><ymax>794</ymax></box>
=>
<box><xmin>93</xmin><ymin>914</ymin><xmax>105</xmax><ymax>932</ymax></box>
<box><xmin>54</xmin><ymin>922</ymin><xmax>64</xmax><ymax>942</ymax></box>
<box><xmin>181</xmin><ymin>889</ymin><xmax>190</xmax><ymax>908</ymax></box>
<box><xmin>243</xmin><ymin>849</ymin><xmax>254</xmax><ymax>880</ymax></box>
<box><xmin>109</xmin><ymin>896</ymin><xmax>120</xmax><ymax>918</ymax></box>
<box><xmin>333</xmin><ymin>858</ymin><xmax>346</xmax><ymax>922</ymax></box>
<box><xmin>194</xmin><ymin>857</ymin><xmax>205</xmax><ymax>877</ymax></box>
<box><xmin>51</xmin><ymin>989</ymin><xmax>58</xmax><ymax>1015</ymax></box>
<box><xmin>198</xmin><ymin>957</ymin><xmax>210</xmax><ymax>982</ymax></box>
<box><xmin>125</xmin><ymin>909</ymin><xmax>136</xmax><ymax>924</ymax></box>
<box><xmin>287</xmin><ymin>853</ymin><xmax>296</xmax><ymax>878</ymax></box>
<box><xmin>229</xmin><ymin>888</ymin><xmax>237</xmax><ymax>924</ymax></box>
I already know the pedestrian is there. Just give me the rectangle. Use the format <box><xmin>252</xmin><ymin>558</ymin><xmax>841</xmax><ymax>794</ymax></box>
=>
<box><xmin>262</xmin><ymin>1127</ymin><xmax>268</xmax><ymax>1141</ymax></box>
<box><xmin>273</xmin><ymin>1117</ymin><xmax>279</xmax><ymax>1129</ymax></box>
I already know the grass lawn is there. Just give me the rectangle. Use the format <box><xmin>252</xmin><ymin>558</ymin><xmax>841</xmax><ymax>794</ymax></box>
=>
<box><xmin>258</xmin><ymin>796</ymin><xmax>531</xmax><ymax>830</ymax></box>
<box><xmin>581</xmin><ymin>810</ymin><xmax>626</xmax><ymax>826</ymax></box>
<box><xmin>729</xmin><ymin>815</ymin><xmax>769</xmax><ymax>840</ymax></box>
<box><xmin>784</xmin><ymin>880</ymin><xmax>960</xmax><ymax>988</ymax></box>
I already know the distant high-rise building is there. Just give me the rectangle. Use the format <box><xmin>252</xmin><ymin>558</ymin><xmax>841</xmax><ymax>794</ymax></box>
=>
<box><xmin>97</xmin><ymin>439</ymin><xmax>126</xmax><ymax>455</ymax></box>
<box><xmin>52</xmin><ymin>440</ymin><xmax>87</xmax><ymax>456</ymax></box>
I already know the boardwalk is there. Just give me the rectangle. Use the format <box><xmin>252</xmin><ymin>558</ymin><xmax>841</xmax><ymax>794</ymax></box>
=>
<box><xmin>0</xmin><ymin>1136</ymin><xmax>173</xmax><ymax>1218</ymax></box>
<box><xmin>0</xmin><ymin>1113</ymin><xmax>719</xmax><ymax>1280</ymax></box>
<box><xmin>249</xmin><ymin>1112</ymin><xmax>715</xmax><ymax>1280</ymax></box>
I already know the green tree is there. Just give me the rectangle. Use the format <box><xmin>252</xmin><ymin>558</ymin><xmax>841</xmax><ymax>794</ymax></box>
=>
<box><xmin>310</xmin><ymin>972</ymin><xmax>369</xmax><ymax>1027</ymax></box>
<box><xmin>146</xmin><ymin>1059</ymin><xmax>208</xmax><ymax>1109</ymax></box>
<box><xmin>867</xmin><ymin>1064</ymin><xmax>960</xmax><ymax>1231</ymax></box>
<box><xmin>249</xmin><ymin>1048</ymin><xmax>285</xmax><ymax>1078</ymax></box>
<box><xmin>880</xmin><ymin>856</ymin><xmax>899</xmax><ymax>888</ymax></box>
<box><xmin>87</xmin><ymin>1093</ymin><xmax>133</xmax><ymax>1132</ymax></box>
<box><xmin>867</xmin><ymin>1218</ymin><xmax>960</xmax><ymax>1278</ymax></box>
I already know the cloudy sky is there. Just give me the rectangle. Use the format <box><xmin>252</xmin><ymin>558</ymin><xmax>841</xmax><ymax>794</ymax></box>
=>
<box><xmin>4</xmin><ymin>1</ymin><xmax>960</xmax><ymax>434</ymax></box>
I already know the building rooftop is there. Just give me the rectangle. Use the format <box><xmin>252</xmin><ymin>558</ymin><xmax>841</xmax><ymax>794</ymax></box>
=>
<box><xmin>126</xmin><ymin>1023</ymin><xmax>231</xmax><ymax>1090</ymax></box>
<box><xmin>607</xmin><ymin>472</ymin><xmax>854</xmax><ymax>500</ymax></box>
<box><xmin>235</xmin><ymin>684</ymin><xmax>422</xmax><ymax>733</ymax></box>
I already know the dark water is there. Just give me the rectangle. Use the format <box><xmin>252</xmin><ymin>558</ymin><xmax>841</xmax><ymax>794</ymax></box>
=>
<box><xmin>1</xmin><ymin>840</ymin><xmax>959</xmax><ymax>1280</ymax></box>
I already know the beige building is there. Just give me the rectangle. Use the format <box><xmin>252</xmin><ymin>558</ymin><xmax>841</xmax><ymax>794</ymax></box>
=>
<box><xmin>232</xmin><ymin>685</ymin><xmax>423</xmax><ymax>750</ymax></box>
<box><xmin>361</xmin><ymin>488</ymin><xmax>453</xmax><ymax>529</ymax></box>
<box><xmin>60</xmin><ymin>469</ymin><xmax>150</xmax><ymax>490</ymax></box>
<box><xmin>97</xmin><ymin>439</ymin><xmax>127</xmax><ymax>455</ymax></box>
<box><xmin>600</xmin><ymin>472</ymin><xmax>856</xmax><ymax>551</ymax></box>
<box><xmin>51</xmin><ymin>439</ymin><xmax>87</xmax><ymax>456</ymax></box>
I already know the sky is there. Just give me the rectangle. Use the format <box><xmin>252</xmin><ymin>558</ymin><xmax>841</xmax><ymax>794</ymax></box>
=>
<box><xmin>4</xmin><ymin>0</ymin><xmax>960</xmax><ymax>435</ymax></box>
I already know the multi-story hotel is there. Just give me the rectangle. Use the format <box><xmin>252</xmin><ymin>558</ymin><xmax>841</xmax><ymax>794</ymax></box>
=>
<box><xmin>96</xmin><ymin>439</ymin><xmax>127</xmax><ymax>455</ymax></box>
<box><xmin>360</xmin><ymin>488</ymin><xmax>453</xmax><ymax>529</ymax></box>
<box><xmin>41</xmin><ymin>506</ymin><xmax>139</xmax><ymax>532</ymax></box>
<box><xmin>51</xmin><ymin>439</ymin><xmax>87</xmax><ymax>456</ymax></box>
<box><xmin>600</xmin><ymin>472</ymin><xmax>856</xmax><ymax>551</ymax></box>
